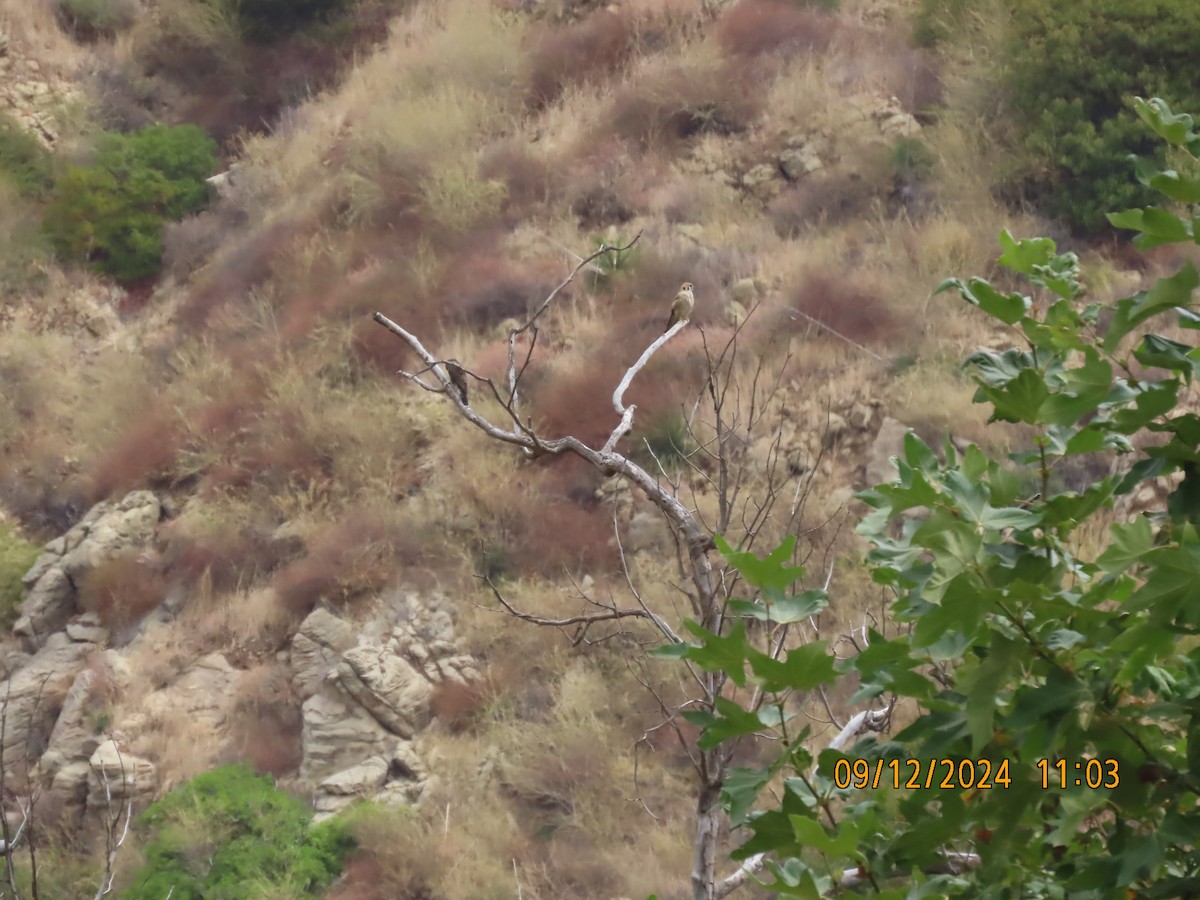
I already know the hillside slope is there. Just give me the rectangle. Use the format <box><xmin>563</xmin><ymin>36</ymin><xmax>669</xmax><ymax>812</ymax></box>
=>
<box><xmin>0</xmin><ymin>0</ymin><xmax>1173</xmax><ymax>895</ymax></box>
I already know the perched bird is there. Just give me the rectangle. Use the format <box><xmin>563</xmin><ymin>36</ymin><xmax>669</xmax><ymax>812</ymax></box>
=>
<box><xmin>664</xmin><ymin>282</ymin><xmax>695</xmax><ymax>333</ymax></box>
<box><xmin>445</xmin><ymin>360</ymin><xmax>469</xmax><ymax>405</ymax></box>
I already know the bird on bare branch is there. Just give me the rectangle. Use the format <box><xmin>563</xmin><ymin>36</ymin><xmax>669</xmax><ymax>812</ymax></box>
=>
<box><xmin>664</xmin><ymin>282</ymin><xmax>695</xmax><ymax>333</ymax></box>
<box><xmin>445</xmin><ymin>360</ymin><xmax>469</xmax><ymax>405</ymax></box>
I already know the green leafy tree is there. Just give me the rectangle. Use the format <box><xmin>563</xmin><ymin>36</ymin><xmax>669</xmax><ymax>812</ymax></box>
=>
<box><xmin>1006</xmin><ymin>0</ymin><xmax>1200</xmax><ymax>233</ymax></box>
<box><xmin>122</xmin><ymin>764</ymin><xmax>353</xmax><ymax>899</ymax></box>
<box><xmin>43</xmin><ymin>124</ymin><xmax>217</xmax><ymax>282</ymax></box>
<box><xmin>658</xmin><ymin>98</ymin><xmax>1200</xmax><ymax>895</ymax></box>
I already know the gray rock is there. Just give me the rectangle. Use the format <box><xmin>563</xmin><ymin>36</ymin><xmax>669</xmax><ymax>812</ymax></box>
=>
<box><xmin>291</xmin><ymin>608</ymin><xmax>356</xmax><ymax>699</ymax></box>
<box><xmin>865</xmin><ymin>417</ymin><xmax>910</xmax><ymax>487</ymax></box>
<box><xmin>821</xmin><ymin>412</ymin><xmax>850</xmax><ymax>449</ymax></box>
<box><xmin>0</xmin><ymin>641</ymin><xmax>92</xmax><ymax>767</ymax></box>
<box><xmin>15</xmin><ymin>491</ymin><xmax>162</xmax><ymax>649</ymax></box>
<box><xmin>848</xmin><ymin>402</ymin><xmax>875</xmax><ymax>431</ymax></box>
<box><xmin>86</xmin><ymin>740</ymin><xmax>156</xmax><ymax>811</ymax></box>
<box><xmin>300</xmin><ymin>691</ymin><xmax>396</xmax><ymax>781</ymax></box>
<box><xmin>334</xmin><ymin>648</ymin><xmax>433</xmax><ymax>739</ymax></box>
<box><xmin>779</xmin><ymin>145</ymin><xmax>823</xmax><ymax>180</ymax></box>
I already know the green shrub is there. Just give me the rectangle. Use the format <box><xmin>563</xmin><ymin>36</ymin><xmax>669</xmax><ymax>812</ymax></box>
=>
<box><xmin>0</xmin><ymin>113</ymin><xmax>52</xmax><ymax>197</ymax></box>
<box><xmin>636</xmin><ymin>413</ymin><xmax>695</xmax><ymax>472</ymax></box>
<box><xmin>1005</xmin><ymin>0</ymin><xmax>1200</xmax><ymax>233</ymax></box>
<box><xmin>0</xmin><ymin>523</ymin><xmax>39</xmax><ymax>631</ymax></box>
<box><xmin>123</xmin><ymin>764</ymin><xmax>354</xmax><ymax>900</ymax></box>
<box><xmin>912</xmin><ymin>0</ymin><xmax>977</xmax><ymax>47</ymax></box>
<box><xmin>43</xmin><ymin>124</ymin><xmax>217</xmax><ymax>282</ymax></box>
<box><xmin>889</xmin><ymin>137</ymin><xmax>936</xmax><ymax>181</ymax></box>
<box><xmin>235</xmin><ymin>0</ymin><xmax>351</xmax><ymax>42</ymax></box>
<box><xmin>56</xmin><ymin>0</ymin><xmax>137</xmax><ymax>40</ymax></box>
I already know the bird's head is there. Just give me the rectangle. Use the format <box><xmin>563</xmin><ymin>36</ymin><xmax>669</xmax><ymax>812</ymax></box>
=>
<box><xmin>681</xmin><ymin>282</ymin><xmax>694</xmax><ymax>292</ymax></box>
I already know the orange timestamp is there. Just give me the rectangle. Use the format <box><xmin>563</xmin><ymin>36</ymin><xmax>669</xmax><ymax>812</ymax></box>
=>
<box><xmin>832</xmin><ymin>757</ymin><xmax>1013</xmax><ymax>790</ymax></box>
<box><xmin>1036</xmin><ymin>758</ymin><xmax>1119</xmax><ymax>789</ymax></box>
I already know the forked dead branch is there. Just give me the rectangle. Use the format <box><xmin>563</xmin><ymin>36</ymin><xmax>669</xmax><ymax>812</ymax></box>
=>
<box><xmin>372</xmin><ymin>238</ymin><xmax>893</xmax><ymax>899</ymax></box>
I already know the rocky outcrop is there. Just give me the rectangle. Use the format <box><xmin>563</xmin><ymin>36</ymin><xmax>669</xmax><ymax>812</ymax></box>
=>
<box><xmin>0</xmin><ymin>630</ymin><xmax>102</xmax><ymax>768</ymax></box>
<box><xmin>39</xmin><ymin>647</ymin><xmax>126</xmax><ymax>783</ymax></box>
<box><xmin>138</xmin><ymin>652</ymin><xmax>238</xmax><ymax>737</ymax></box>
<box><xmin>85</xmin><ymin>740</ymin><xmax>157</xmax><ymax>812</ymax></box>
<box><xmin>291</xmin><ymin>608</ymin><xmax>356</xmax><ymax>699</ymax></box>
<box><xmin>15</xmin><ymin>491</ymin><xmax>164</xmax><ymax>650</ymax></box>
<box><xmin>295</xmin><ymin>592</ymin><xmax>479</xmax><ymax>813</ymax></box>
<box><xmin>0</xmin><ymin>28</ymin><xmax>80</xmax><ymax>149</ymax></box>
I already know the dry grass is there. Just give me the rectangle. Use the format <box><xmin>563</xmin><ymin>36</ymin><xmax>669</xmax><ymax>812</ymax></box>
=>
<box><xmin>0</xmin><ymin>0</ymin><xmax>1125</xmax><ymax>890</ymax></box>
<box><xmin>78</xmin><ymin>551</ymin><xmax>168</xmax><ymax>631</ymax></box>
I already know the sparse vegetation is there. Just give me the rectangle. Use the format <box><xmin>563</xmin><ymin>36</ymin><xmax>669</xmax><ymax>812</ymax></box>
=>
<box><xmin>2</xmin><ymin>0</ymin><xmax>1190</xmax><ymax>895</ymax></box>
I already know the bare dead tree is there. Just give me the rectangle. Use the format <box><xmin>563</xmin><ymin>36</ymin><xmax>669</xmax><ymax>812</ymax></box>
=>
<box><xmin>90</xmin><ymin>739</ymin><xmax>133</xmax><ymax>900</ymax></box>
<box><xmin>373</xmin><ymin>236</ymin><xmax>892</xmax><ymax>899</ymax></box>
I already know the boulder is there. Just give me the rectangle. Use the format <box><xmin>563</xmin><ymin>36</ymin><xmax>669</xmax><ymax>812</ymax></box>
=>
<box><xmin>86</xmin><ymin>740</ymin><xmax>156</xmax><ymax>811</ymax></box>
<box><xmin>333</xmin><ymin>648</ymin><xmax>434</xmax><ymax>739</ymax></box>
<box><xmin>300</xmin><ymin>690</ymin><xmax>396</xmax><ymax>781</ymax></box>
<box><xmin>15</xmin><ymin>491</ymin><xmax>163</xmax><ymax>649</ymax></box>
<box><xmin>291</xmin><ymin>608</ymin><xmax>357</xmax><ymax>699</ymax></box>
<box><xmin>0</xmin><ymin>639</ymin><xmax>92</xmax><ymax>765</ymax></box>
<box><xmin>779</xmin><ymin>145</ymin><xmax>822</xmax><ymax>180</ymax></box>
<box><xmin>141</xmin><ymin>653</ymin><xmax>236</xmax><ymax>731</ymax></box>
<box><xmin>312</xmin><ymin>755</ymin><xmax>390</xmax><ymax>815</ymax></box>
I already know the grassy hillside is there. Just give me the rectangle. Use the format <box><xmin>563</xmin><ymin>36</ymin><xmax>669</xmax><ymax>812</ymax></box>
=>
<box><xmin>0</xmin><ymin>0</ymin><xmax>1192</xmax><ymax>895</ymax></box>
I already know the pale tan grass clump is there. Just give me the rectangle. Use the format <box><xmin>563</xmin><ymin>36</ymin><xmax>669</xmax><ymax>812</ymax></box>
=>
<box><xmin>885</xmin><ymin>359</ymin><xmax>1018</xmax><ymax>451</ymax></box>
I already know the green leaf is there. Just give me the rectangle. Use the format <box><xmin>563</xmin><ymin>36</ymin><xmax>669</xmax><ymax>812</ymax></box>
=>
<box><xmin>748</xmin><ymin>641</ymin><xmax>836</xmax><ymax>691</ymax></box>
<box><xmin>1098</xmin><ymin>516</ymin><xmax>1154</xmax><ymax>574</ymax></box>
<box><xmin>728</xmin><ymin>590</ymin><xmax>828</xmax><ymax>624</ymax></box>
<box><xmin>723</xmin><ymin>767</ymin><xmax>770</xmax><ymax>827</ymax></box>
<box><xmin>1104</xmin><ymin>263</ymin><xmax>1200</xmax><ymax>351</ymax></box>
<box><xmin>715</xmin><ymin>534</ymin><xmax>807</xmax><ymax>595</ymax></box>
<box><xmin>963</xmin><ymin>640</ymin><xmax>1012</xmax><ymax>752</ymax></box>
<box><xmin>945</xmin><ymin>275</ymin><xmax>1030</xmax><ymax>325</ymax></box>
<box><xmin>680</xmin><ymin>620</ymin><xmax>750</xmax><ymax>685</ymax></box>
<box><xmin>996</xmin><ymin>229</ymin><xmax>1054</xmax><ymax>275</ymax></box>
<box><xmin>1134</xmin><ymin>334</ymin><xmax>1200</xmax><ymax>381</ymax></box>
<box><xmin>789</xmin><ymin>815</ymin><xmax>860</xmax><ymax>858</ymax></box>
<box><xmin>1045</xmin><ymin>629</ymin><xmax>1086</xmax><ymax>650</ymax></box>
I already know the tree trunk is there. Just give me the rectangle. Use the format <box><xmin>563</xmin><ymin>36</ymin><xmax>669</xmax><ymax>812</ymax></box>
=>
<box><xmin>692</xmin><ymin>768</ymin><xmax>723</xmax><ymax>900</ymax></box>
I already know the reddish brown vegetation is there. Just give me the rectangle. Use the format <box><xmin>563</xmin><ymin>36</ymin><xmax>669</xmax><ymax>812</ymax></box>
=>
<box><xmin>768</xmin><ymin>168</ymin><xmax>890</xmax><ymax>236</ymax></box>
<box><xmin>177</xmin><ymin>218</ymin><xmax>302</xmax><ymax>331</ymax></box>
<box><xmin>514</xmin><ymin>495</ymin><xmax>619</xmax><ymax>577</ymax></box>
<box><xmin>87</xmin><ymin>408</ymin><xmax>182</xmax><ymax>501</ymax></box>
<box><xmin>608</xmin><ymin>62</ymin><xmax>761</xmax><ymax>150</ymax></box>
<box><xmin>162</xmin><ymin>518</ymin><xmax>288</xmax><ymax>593</ymax></box>
<box><xmin>430</xmin><ymin>680</ymin><xmax>487</xmax><ymax>732</ymax></box>
<box><xmin>782</xmin><ymin>267</ymin><xmax>899</xmax><ymax>346</ymax></box>
<box><xmin>78</xmin><ymin>552</ymin><xmax>169</xmax><ymax>631</ymax></box>
<box><xmin>223</xmin><ymin>665</ymin><xmax>303</xmax><ymax>776</ymax></box>
<box><xmin>437</xmin><ymin>246</ymin><xmax>553</xmax><ymax>332</ymax></box>
<box><xmin>479</xmin><ymin>141</ymin><xmax>565</xmax><ymax>220</ymax></box>
<box><xmin>271</xmin><ymin>511</ymin><xmax>424</xmax><ymax>617</ymax></box>
<box><xmin>527</xmin><ymin>12</ymin><xmax>636</xmax><ymax>108</ymax></box>
<box><xmin>716</xmin><ymin>0</ymin><xmax>837</xmax><ymax>58</ymax></box>
<box><xmin>0</xmin><ymin>468</ymin><xmax>87</xmax><ymax>539</ymax></box>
